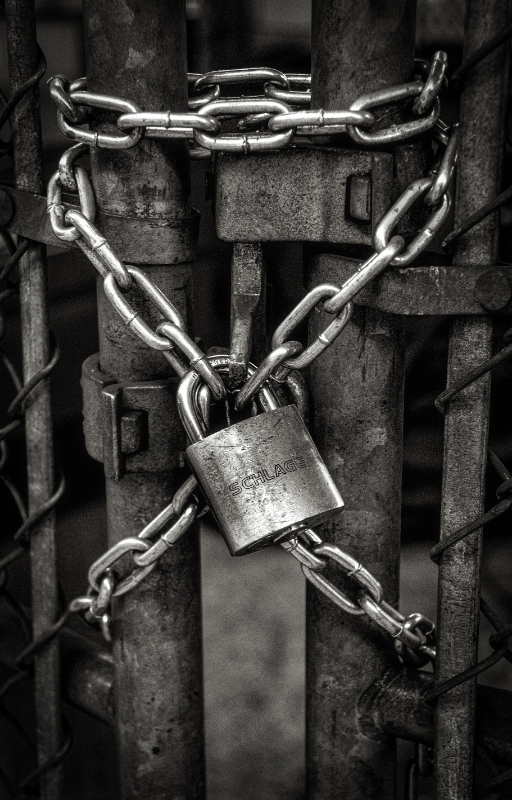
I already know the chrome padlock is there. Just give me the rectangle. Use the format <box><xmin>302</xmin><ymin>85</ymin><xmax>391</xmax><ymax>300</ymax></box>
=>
<box><xmin>177</xmin><ymin>355</ymin><xmax>344</xmax><ymax>555</ymax></box>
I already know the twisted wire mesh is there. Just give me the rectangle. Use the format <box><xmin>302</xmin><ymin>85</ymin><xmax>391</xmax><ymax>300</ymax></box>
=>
<box><xmin>0</xmin><ymin>42</ymin><xmax>70</xmax><ymax>797</ymax></box>
<box><xmin>414</xmin><ymin>30</ymin><xmax>512</xmax><ymax>798</ymax></box>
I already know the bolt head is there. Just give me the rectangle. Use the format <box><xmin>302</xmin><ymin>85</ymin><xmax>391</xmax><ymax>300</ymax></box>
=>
<box><xmin>475</xmin><ymin>269</ymin><xmax>512</xmax><ymax>311</ymax></box>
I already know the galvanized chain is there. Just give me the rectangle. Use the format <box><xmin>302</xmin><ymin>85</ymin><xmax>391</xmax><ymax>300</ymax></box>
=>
<box><xmin>48</xmin><ymin>51</ymin><xmax>447</xmax><ymax>157</ymax></box>
<box><xmin>47</xmin><ymin>132</ymin><xmax>455</xmax><ymax>408</ymax></box>
<box><xmin>46</xmin><ymin>158</ymin><xmax>226</xmax><ymax>401</ymax></box>
<box><xmin>281</xmin><ymin>528</ymin><xmax>436</xmax><ymax>667</ymax></box>
<box><xmin>67</xmin><ymin>475</ymin><xmax>200</xmax><ymax>640</ymax></box>
<box><xmin>45</xmin><ymin>53</ymin><xmax>457</xmax><ymax>662</ymax></box>
<box><xmin>235</xmin><ymin>125</ymin><xmax>457</xmax><ymax>407</ymax></box>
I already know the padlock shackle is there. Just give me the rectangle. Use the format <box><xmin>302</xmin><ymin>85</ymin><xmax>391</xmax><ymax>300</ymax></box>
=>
<box><xmin>177</xmin><ymin>354</ymin><xmax>280</xmax><ymax>443</ymax></box>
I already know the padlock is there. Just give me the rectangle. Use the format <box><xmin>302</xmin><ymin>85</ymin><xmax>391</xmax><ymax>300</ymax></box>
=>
<box><xmin>177</xmin><ymin>355</ymin><xmax>344</xmax><ymax>555</ymax></box>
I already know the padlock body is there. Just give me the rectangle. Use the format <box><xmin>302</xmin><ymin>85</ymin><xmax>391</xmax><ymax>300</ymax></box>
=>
<box><xmin>186</xmin><ymin>404</ymin><xmax>343</xmax><ymax>555</ymax></box>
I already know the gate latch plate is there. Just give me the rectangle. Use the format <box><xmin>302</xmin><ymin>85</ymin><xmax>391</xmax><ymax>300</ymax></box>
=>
<box><xmin>214</xmin><ymin>146</ymin><xmax>394</xmax><ymax>244</ymax></box>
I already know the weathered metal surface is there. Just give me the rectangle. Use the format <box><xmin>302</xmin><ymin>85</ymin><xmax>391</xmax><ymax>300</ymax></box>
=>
<box><xmin>474</xmin><ymin>268</ymin><xmax>512</xmax><ymax>311</ymax></box>
<box><xmin>358</xmin><ymin>669</ymin><xmax>434</xmax><ymax>746</ymax></box>
<box><xmin>358</xmin><ymin>669</ymin><xmax>512</xmax><ymax>764</ymax></box>
<box><xmin>311</xmin><ymin>254</ymin><xmax>512</xmax><ymax>315</ymax></box>
<box><xmin>0</xmin><ymin>183</ymin><xmax>200</xmax><ymax>263</ymax></box>
<box><xmin>83</xmin><ymin>5</ymin><xmax>191</xmax><ymax>258</ymax></box>
<box><xmin>305</xmin><ymin>291</ymin><xmax>404</xmax><ymax>799</ymax></box>
<box><xmin>434</xmin><ymin>1</ymin><xmax>510</xmax><ymax>798</ymax></box>
<box><xmin>60</xmin><ymin>631</ymin><xmax>115</xmax><ymax>726</ymax></box>
<box><xmin>5</xmin><ymin>2</ymin><xmax>62</xmax><ymax>798</ymax></box>
<box><xmin>215</xmin><ymin>148</ymin><xmax>394</xmax><ymax>243</ymax></box>
<box><xmin>82</xmin><ymin>1</ymin><xmax>205</xmax><ymax>797</ymax></box>
<box><xmin>0</xmin><ymin>183</ymin><xmax>71</xmax><ymax>248</ymax></box>
<box><xmin>59</xmin><ymin>639</ymin><xmax>512</xmax><ymax>767</ymax></box>
<box><xmin>306</xmin><ymin>2</ymin><xmax>417</xmax><ymax>798</ymax></box>
<box><xmin>186</xmin><ymin>405</ymin><xmax>344</xmax><ymax>555</ymax></box>
<box><xmin>311</xmin><ymin>2</ymin><xmax>415</xmax><ymax>111</ymax></box>
<box><xmin>229</xmin><ymin>243</ymin><xmax>265</xmax><ymax>386</ymax></box>
<box><xmin>95</xmin><ymin>208</ymin><xmax>200</xmax><ymax>264</ymax></box>
<box><xmin>81</xmin><ymin>354</ymin><xmax>184</xmax><ymax>478</ymax></box>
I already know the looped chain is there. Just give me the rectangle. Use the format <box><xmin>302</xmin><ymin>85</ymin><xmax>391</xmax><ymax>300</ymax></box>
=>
<box><xmin>58</xmin><ymin>91</ymin><xmax>144</xmax><ymax>149</ymax></box>
<box><xmin>264</xmin><ymin>73</ymin><xmax>311</xmax><ymax>105</ymax></box>
<box><xmin>373</xmin><ymin>178</ymin><xmax>452</xmax><ymax>267</ymax></box>
<box><xmin>49</xmin><ymin>56</ymin><xmax>446</xmax><ymax>154</ymax></box>
<box><xmin>413</xmin><ymin>51</ymin><xmax>448</xmax><ymax>115</ymax></box>
<box><xmin>425</xmin><ymin>122</ymin><xmax>459</xmax><ymax>206</ymax></box>
<box><xmin>195</xmin><ymin>98</ymin><xmax>295</xmax><ymax>153</ymax></box>
<box><xmin>235</xmin><ymin>237</ymin><xmax>404</xmax><ymax>410</ymax></box>
<box><xmin>47</xmin><ymin>152</ymin><xmax>225</xmax><ymax>398</ymax></box>
<box><xmin>47</xmin><ymin>57</ymin><xmax>451</xmax><ymax>666</ymax></box>
<box><xmin>58</xmin><ymin>141</ymin><xmax>89</xmax><ymax>191</ymax></box>
<box><xmin>47</xmin><ymin>167</ymin><xmax>96</xmax><ymax>242</ymax></box>
<box><xmin>348</xmin><ymin>84</ymin><xmax>441</xmax><ymax>146</ymax></box>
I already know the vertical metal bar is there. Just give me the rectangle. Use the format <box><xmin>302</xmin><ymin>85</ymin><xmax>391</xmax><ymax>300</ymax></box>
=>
<box><xmin>5</xmin><ymin>3</ymin><xmax>61</xmax><ymax>798</ymax></box>
<box><xmin>434</xmin><ymin>2</ymin><xmax>510</xmax><ymax>798</ymax></box>
<box><xmin>307</xmin><ymin>3</ymin><xmax>416</xmax><ymax>797</ymax></box>
<box><xmin>82</xmin><ymin>2</ymin><xmax>205</xmax><ymax>797</ymax></box>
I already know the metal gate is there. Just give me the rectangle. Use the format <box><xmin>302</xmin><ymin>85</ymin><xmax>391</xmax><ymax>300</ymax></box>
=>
<box><xmin>1</xmin><ymin>0</ymin><xmax>512</xmax><ymax>798</ymax></box>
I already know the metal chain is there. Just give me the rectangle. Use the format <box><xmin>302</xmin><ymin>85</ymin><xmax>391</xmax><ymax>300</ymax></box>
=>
<box><xmin>46</xmin><ymin>159</ymin><xmax>226</xmax><ymax>401</ymax></box>
<box><xmin>235</xmin><ymin>130</ymin><xmax>456</xmax><ymax>407</ymax></box>
<box><xmin>67</xmin><ymin>475</ymin><xmax>200</xmax><ymax>640</ymax></box>
<box><xmin>281</xmin><ymin>528</ymin><xmax>436</xmax><ymax>667</ymax></box>
<box><xmin>48</xmin><ymin>52</ymin><xmax>447</xmax><ymax>157</ymax></box>
<box><xmin>45</xmin><ymin>54</ymin><xmax>455</xmax><ymax>661</ymax></box>
<box><xmin>175</xmin><ymin>355</ymin><xmax>437</xmax><ymax>667</ymax></box>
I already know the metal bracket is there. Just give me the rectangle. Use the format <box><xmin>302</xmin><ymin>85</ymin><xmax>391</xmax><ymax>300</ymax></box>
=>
<box><xmin>310</xmin><ymin>253</ymin><xmax>512</xmax><ymax>315</ymax></box>
<box><xmin>214</xmin><ymin>146</ymin><xmax>394</xmax><ymax>244</ymax></box>
<box><xmin>82</xmin><ymin>354</ymin><xmax>185</xmax><ymax>480</ymax></box>
<box><xmin>229</xmin><ymin>242</ymin><xmax>266</xmax><ymax>386</ymax></box>
<box><xmin>0</xmin><ymin>183</ymin><xmax>200</xmax><ymax>264</ymax></box>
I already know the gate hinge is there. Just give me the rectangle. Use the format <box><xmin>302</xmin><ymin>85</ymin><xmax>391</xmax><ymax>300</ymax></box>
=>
<box><xmin>82</xmin><ymin>353</ymin><xmax>185</xmax><ymax>480</ymax></box>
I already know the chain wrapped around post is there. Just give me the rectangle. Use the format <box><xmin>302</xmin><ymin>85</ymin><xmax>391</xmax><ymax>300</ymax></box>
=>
<box><xmin>44</xmin><ymin>51</ymin><xmax>454</xmax><ymax>663</ymax></box>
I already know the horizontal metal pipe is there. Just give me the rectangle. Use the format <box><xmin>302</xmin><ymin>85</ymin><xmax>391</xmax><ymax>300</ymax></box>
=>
<box><xmin>60</xmin><ymin>630</ymin><xmax>115</xmax><ymax>726</ymax></box>
<box><xmin>61</xmin><ymin>642</ymin><xmax>512</xmax><ymax>770</ymax></box>
<box><xmin>358</xmin><ymin>668</ymin><xmax>512</xmax><ymax>766</ymax></box>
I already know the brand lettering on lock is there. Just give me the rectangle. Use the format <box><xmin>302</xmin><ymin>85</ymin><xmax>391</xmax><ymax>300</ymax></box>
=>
<box><xmin>228</xmin><ymin>455</ymin><xmax>308</xmax><ymax>496</ymax></box>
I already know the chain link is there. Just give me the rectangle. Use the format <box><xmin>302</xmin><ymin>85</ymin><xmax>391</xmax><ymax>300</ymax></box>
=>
<box><xmin>49</xmin><ymin>51</ymin><xmax>446</xmax><ymax>155</ymax></box>
<box><xmin>68</xmin><ymin>475</ymin><xmax>199</xmax><ymax>639</ymax></box>
<box><xmin>47</xmin><ymin>53</ymin><xmax>451</xmax><ymax>663</ymax></box>
<box><xmin>282</xmin><ymin>529</ymin><xmax>436</xmax><ymax>666</ymax></box>
<box><xmin>236</xmin><ymin>233</ymin><xmax>418</xmax><ymax>408</ymax></box>
<box><xmin>47</xmin><ymin>162</ymin><xmax>226</xmax><ymax>400</ymax></box>
<box><xmin>373</xmin><ymin>177</ymin><xmax>452</xmax><ymax>267</ymax></box>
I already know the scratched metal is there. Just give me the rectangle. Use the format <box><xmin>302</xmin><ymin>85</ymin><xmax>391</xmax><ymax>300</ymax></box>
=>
<box><xmin>434</xmin><ymin>1</ymin><xmax>511</xmax><ymax>798</ymax></box>
<box><xmin>305</xmin><ymin>2</ymin><xmax>421</xmax><ymax>798</ymax></box>
<box><xmin>82</xmin><ymin>1</ymin><xmax>205</xmax><ymax>796</ymax></box>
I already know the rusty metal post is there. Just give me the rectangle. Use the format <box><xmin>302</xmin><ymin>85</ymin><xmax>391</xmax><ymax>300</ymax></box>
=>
<box><xmin>306</xmin><ymin>2</ymin><xmax>417</xmax><ymax>797</ymax></box>
<box><xmin>82</xmin><ymin>2</ymin><xmax>205</xmax><ymax>797</ymax></box>
<box><xmin>434</xmin><ymin>2</ymin><xmax>510</xmax><ymax>798</ymax></box>
<box><xmin>58</xmin><ymin>640</ymin><xmax>512</xmax><ymax>768</ymax></box>
<box><xmin>5</xmin><ymin>2</ymin><xmax>62</xmax><ymax>798</ymax></box>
